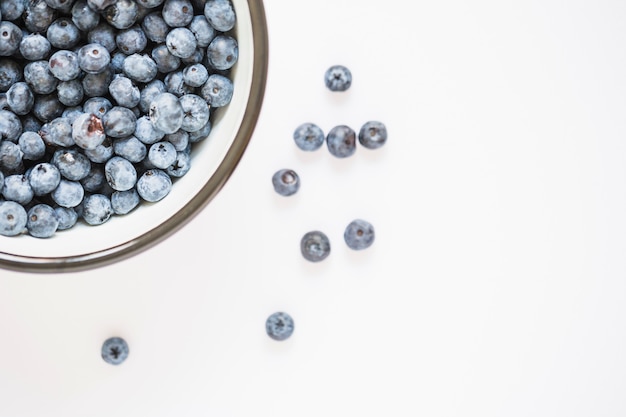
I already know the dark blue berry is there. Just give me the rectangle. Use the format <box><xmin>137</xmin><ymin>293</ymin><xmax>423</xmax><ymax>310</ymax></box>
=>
<box><xmin>200</xmin><ymin>74</ymin><xmax>233</xmax><ymax>108</ymax></box>
<box><xmin>344</xmin><ymin>219</ymin><xmax>375</xmax><ymax>250</ymax></box>
<box><xmin>326</xmin><ymin>125</ymin><xmax>356</xmax><ymax>158</ymax></box>
<box><xmin>206</xmin><ymin>35</ymin><xmax>238</xmax><ymax>71</ymax></box>
<box><xmin>27</xmin><ymin>204</ymin><xmax>59</xmax><ymax>238</ymax></box>
<box><xmin>101</xmin><ymin>337</ymin><xmax>129</xmax><ymax>365</ymax></box>
<box><xmin>272</xmin><ymin>169</ymin><xmax>300</xmax><ymax>197</ymax></box>
<box><xmin>0</xmin><ymin>201</ymin><xmax>27</xmax><ymax>236</ymax></box>
<box><xmin>293</xmin><ymin>123</ymin><xmax>324</xmax><ymax>151</ymax></box>
<box><xmin>136</xmin><ymin>169</ymin><xmax>171</xmax><ymax>202</ymax></box>
<box><xmin>358</xmin><ymin>121</ymin><xmax>387</xmax><ymax>149</ymax></box>
<box><xmin>324</xmin><ymin>65</ymin><xmax>352</xmax><ymax>92</ymax></box>
<box><xmin>82</xmin><ymin>194</ymin><xmax>113</xmax><ymax>225</ymax></box>
<box><xmin>162</xmin><ymin>0</ymin><xmax>193</xmax><ymax>27</ymax></box>
<box><xmin>266</xmin><ymin>312</ymin><xmax>294</xmax><ymax>341</ymax></box>
<box><xmin>301</xmin><ymin>231</ymin><xmax>330</xmax><ymax>262</ymax></box>
<box><xmin>7</xmin><ymin>83</ymin><xmax>35</xmax><ymax>116</ymax></box>
<box><xmin>47</xmin><ymin>18</ymin><xmax>81</xmax><ymax>49</ymax></box>
<box><xmin>0</xmin><ymin>21</ymin><xmax>23</xmax><ymax>57</ymax></box>
<box><xmin>204</xmin><ymin>0</ymin><xmax>235</xmax><ymax>32</ymax></box>
<box><xmin>19</xmin><ymin>34</ymin><xmax>51</xmax><ymax>61</ymax></box>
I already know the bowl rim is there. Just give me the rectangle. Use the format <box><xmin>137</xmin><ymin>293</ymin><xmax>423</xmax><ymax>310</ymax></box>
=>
<box><xmin>0</xmin><ymin>0</ymin><xmax>269</xmax><ymax>274</ymax></box>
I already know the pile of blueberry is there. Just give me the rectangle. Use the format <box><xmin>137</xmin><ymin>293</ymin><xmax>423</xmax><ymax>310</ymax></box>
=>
<box><xmin>272</xmin><ymin>64</ymin><xmax>386</xmax><ymax>263</ymax></box>
<box><xmin>0</xmin><ymin>0</ymin><xmax>238</xmax><ymax>238</ymax></box>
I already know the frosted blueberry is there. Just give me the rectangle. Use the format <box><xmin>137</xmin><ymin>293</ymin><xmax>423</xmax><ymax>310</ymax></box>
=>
<box><xmin>109</xmin><ymin>76</ymin><xmax>141</xmax><ymax>108</ymax></box>
<box><xmin>0</xmin><ymin>60</ymin><xmax>22</xmax><ymax>93</ymax></box>
<box><xmin>105</xmin><ymin>156</ymin><xmax>137</xmax><ymax>191</ymax></box>
<box><xmin>358</xmin><ymin>121</ymin><xmax>387</xmax><ymax>149</ymax></box>
<box><xmin>82</xmin><ymin>194</ymin><xmax>113</xmax><ymax>225</ymax></box>
<box><xmin>113</xmin><ymin>136</ymin><xmax>147</xmax><ymax>163</ymax></box>
<box><xmin>49</xmin><ymin>50</ymin><xmax>81</xmax><ymax>81</ymax></box>
<box><xmin>1</xmin><ymin>0</ymin><xmax>26</xmax><ymax>21</ymax></box>
<box><xmin>0</xmin><ymin>201</ymin><xmax>27</xmax><ymax>236</ymax></box>
<box><xmin>165</xmin><ymin>27</ymin><xmax>197</xmax><ymax>59</ymax></box>
<box><xmin>0</xmin><ymin>110</ymin><xmax>23</xmax><ymax>141</ymax></box>
<box><xmin>84</xmin><ymin>137</ymin><xmax>114</xmax><ymax>163</ymax></box>
<box><xmin>2</xmin><ymin>175</ymin><xmax>34</xmax><ymax>205</ymax></box>
<box><xmin>28</xmin><ymin>163</ymin><xmax>61</xmax><ymax>196</ymax></box>
<box><xmin>102</xmin><ymin>106</ymin><xmax>137</xmax><ymax>138</ymax></box>
<box><xmin>40</xmin><ymin>117</ymin><xmax>74</xmax><ymax>147</ymax></box>
<box><xmin>162</xmin><ymin>0</ymin><xmax>193</xmax><ymax>27</ymax></box>
<box><xmin>55</xmin><ymin>207</ymin><xmax>78</xmax><ymax>230</ymax></box>
<box><xmin>51</xmin><ymin>180</ymin><xmax>85</xmax><ymax>208</ymax></box>
<box><xmin>72</xmin><ymin>0</ymin><xmax>101</xmax><ymax>32</ymax></box>
<box><xmin>18</xmin><ymin>132</ymin><xmax>46</xmax><ymax>161</ymax></box>
<box><xmin>136</xmin><ymin>169</ymin><xmax>171</xmax><ymax>202</ymax></box>
<box><xmin>116</xmin><ymin>26</ymin><xmax>147</xmax><ymax>55</ymax></box>
<box><xmin>206</xmin><ymin>35</ymin><xmax>238</xmax><ymax>71</ymax></box>
<box><xmin>179</xmin><ymin>94</ymin><xmax>209</xmax><ymax>132</ymax></box>
<box><xmin>57</xmin><ymin>80</ymin><xmax>85</xmax><ymax>107</ymax></box>
<box><xmin>46</xmin><ymin>18</ymin><xmax>81</xmax><ymax>49</ymax></box>
<box><xmin>272</xmin><ymin>169</ymin><xmax>300</xmax><ymax>197</ymax></box>
<box><xmin>0</xmin><ymin>141</ymin><xmax>23</xmax><ymax>171</ymax></box>
<box><xmin>83</xmin><ymin>97</ymin><xmax>112</xmax><ymax>119</ymax></box>
<box><xmin>344</xmin><ymin>219</ymin><xmax>375</xmax><ymax>250</ymax></box>
<box><xmin>164</xmin><ymin>70</ymin><xmax>194</xmax><ymax>97</ymax></box>
<box><xmin>189</xmin><ymin>15</ymin><xmax>215</xmax><ymax>48</ymax></box>
<box><xmin>164</xmin><ymin>130</ymin><xmax>188</xmax><ymax>151</ymax></box>
<box><xmin>188</xmin><ymin>119</ymin><xmax>211</xmax><ymax>143</ymax></box>
<box><xmin>182</xmin><ymin>64</ymin><xmax>209</xmax><ymax>87</ymax></box>
<box><xmin>24</xmin><ymin>61</ymin><xmax>58</xmax><ymax>95</ymax></box>
<box><xmin>0</xmin><ymin>22</ymin><xmax>22</xmax><ymax>57</ymax></box>
<box><xmin>149</xmin><ymin>93</ymin><xmax>183</xmax><ymax>135</ymax></box>
<box><xmin>200</xmin><ymin>74</ymin><xmax>233</xmax><ymax>108</ymax></box>
<box><xmin>326</xmin><ymin>125</ymin><xmax>356</xmax><ymax>158</ymax></box>
<box><xmin>32</xmin><ymin>95</ymin><xmax>65</xmax><ymax>123</ymax></box>
<box><xmin>101</xmin><ymin>337</ymin><xmax>129</xmax><ymax>365</ymax></box>
<box><xmin>82</xmin><ymin>68</ymin><xmax>114</xmax><ymax>97</ymax></box>
<box><xmin>148</xmin><ymin>141</ymin><xmax>177</xmax><ymax>169</ymax></box>
<box><xmin>122</xmin><ymin>53</ymin><xmax>158</xmax><ymax>83</ymax></box>
<box><xmin>52</xmin><ymin>149</ymin><xmax>91</xmax><ymax>181</ymax></box>
<box><xmin>27</xmin><ymin>204</ymin><xmax>59</xmax><ymax>238</ymax></box>
<box><xmin>19</xmin><ymin>34</ymin><xmax>52</xmax><ymax>61</ymax></box>
<box><xmin>141</xmin><ymin>12</ymin><xmax>168</xmax><ymax>43</ymax></box>
<box><xmin>166</xmin><ymin>151</ymin><xmax>190</xmax><ymax>177</ymax></box>
<box><xmin>324</xmin><ymin>65</ymin><xmax>352</xmax><ymax>92</ymax></box>
<box><xmin>301</xmin><ymin>231</ymin><xmax>331</xmax><ymax>262</ymax></box>
<box><xmin>111</xmin><ymin>189</ymin><xmax>140</xmax><ymax>214</ymax></box>
<box><xmin>104</xmin><ymin>0</ymin><xmax>139</xmax><ymax>30</ymax></box>
<box><xmin>134</xmin><ymin>115</ymin><xmax>165</xmax><ymax>145</ymax></box>
<box><xmin>87</xmin><ymin>22</ymin><xmax>117</xmax><ymax>52</ymax></box>
<box><xmin>293</xmin><ymin>123</ymin><xmax>324</xmax><ymax>151</ymax></box>
<box><xmin>152</xmin><ymin>45</ymin><xmax>182</xmax><ymax>74</ymax></box>
<box><xmin>265</xmin><ymin>312</ymin><xmax>294</xmax><ymax>341</ymax></box>
<box><xmin>204</xmin><ymin>0</ymin><xmax>236</xmax><ymax>32</ymax></box>
<box><xmin>78</xmin><ymin>43</ymin><xmax>111</xmax><ymax>74</ymax></box>
<box><xmin>6</xmin><ymin>83</ymin><xmax>35</xmax><ymax>116</ymax></box>
<box><xmin>24</xmin><ymin>0</ymin><xmax>57</xmax><ymax>33</ymax></box>
<box><xmin>72</xmin><ymin>113</ymin><xmax>106</xmax><ymax>150</ymax></box>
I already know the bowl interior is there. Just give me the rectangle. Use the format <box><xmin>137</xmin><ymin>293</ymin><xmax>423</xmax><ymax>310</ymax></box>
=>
<box><xmin>0</xmin><ymin>0</ymin><xmax>263</xmax><ymax>270</ymax></box>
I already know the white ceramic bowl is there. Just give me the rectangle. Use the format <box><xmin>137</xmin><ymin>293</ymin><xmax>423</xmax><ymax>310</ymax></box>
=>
<box><xmin>0</xmin><ymin>0</ymin><xmax>268</xmax><ymax>273</ymax></box>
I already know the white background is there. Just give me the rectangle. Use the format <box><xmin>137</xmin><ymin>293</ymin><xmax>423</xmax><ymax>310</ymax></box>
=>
<box><xmin>2</xmin><ymin>0</ymin><xmax>626</xmax><ymax>415</ymax></box>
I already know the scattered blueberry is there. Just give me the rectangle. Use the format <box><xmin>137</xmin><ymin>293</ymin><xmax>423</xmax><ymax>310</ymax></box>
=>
<box><xmin>272</xmin><ymin>169</ymin><xmax>300</xmax><ymax>197</ymax></box>
<box><xmin>326</xmin><ymin>125</ymin><xmax>356</xmax><ymax>158</ymax></box>
<box><xmin>101</xmin><ymin>337</ymin><xmax>129</xmax><ymax>365</ymax></box>
<box><xmin>358</xmin><ymin>121</ymin><xmax>387</xmax><ymax>149</ymax></box>
<box><xmin>265</xmin><ymin>312</ymin><xmax>294</xmax><ymax>341</ymax></box>
<box><xmin>301</xmin><ymin>230</ymin><xmax>331</xmax><ymax>262</ymax></box>
<box><xmin>324</xmin><ymin>65</ymin><xmax>352</xmax><ymax>92</ymax></box>
<box><xmin>26</xmin><ymin>204</ymin><xmax>59</xmax><ymax>238</ymax></box>
<box><xmin>344</xmin><ymin>219</ymin><xmax>375</xmax><ymax>250</ymax></box>
<box><xmin>293</xmin><ymin>123</ymin><xmax>324</xmax><ymax>151</ymax></box>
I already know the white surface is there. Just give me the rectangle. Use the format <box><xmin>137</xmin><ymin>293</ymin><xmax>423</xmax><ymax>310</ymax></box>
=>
<box><xmin>2</xmin><ymin>0</ymin><xmax>626</xmax><ymax>416</ymax></box>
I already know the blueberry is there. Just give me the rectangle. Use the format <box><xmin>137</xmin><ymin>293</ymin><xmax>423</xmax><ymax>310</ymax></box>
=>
<box><xmin>122</xmin><ymin>53</ymin><xmax>158</xmax><ymax>83</ymax></box>
<box><xmin>28</xmin><ymin>162</ymin><xmax>61</xmax><ymax>195</ymax></box>
<box><xmin>40</xmin><ymin>117</ymin><xmax>74</xmax><ymax>147</ymax></box>
<box><xmin>164</xmin><ymin>70</ymin><xmax>194</xmax><ymax>97</ymax></box>
<box><xmin>272</xmin><ymin>169</ymin><xmax>300</xmax><ymax>197</ymax></box>
<box><xmin>102</xmin><ymin>106</ymin><xmax>137</xmax><ymax>138</ymax></box>
<box><xmin>2</xmin><ymin>175</ymin><xmax>34</xmax><ymax>205</ymax></box>
<box><xmin>182</xmin><ymin>64</ymin><xmax>209</xmax><ymax>87</ymax></box>
<box><xmin>0</xmin><ymin>60</ymin><xmax>22</xmax><ymax>93</ymax></box>
<box><xmin>265</xmin><ymin>312</ymin><xmax>294</xmax><ymax>341</ymax></box>
<box><xmin>0</xmin><ymin>201</ymin><xmax>27</xmax><ymax>236</ymax></box>
<box><xmin>24</xmin><ymin>61</ymin><xmax>58</xmax><ymax>95</ymax></box>
<box><xmin>19</xmin><ymin>34</ymin><xmax>52</xmax><ymax>61</ymax></box>
<box><xmin>62</xmin><ymin>106</ymin><xmax>85</xmax><ymax>124</ymax></box>
<box><xmin>46</xmin><ymin>18</ymin><xmax>81</xmax><ymax>49</ymax></box>
<box><xmin>141</xmin><ymin>12</ymin><xmax>168</xmax><ymax>43</ymax></box>
<box><xmin>206</xmin><ymin>35</ymin><xmax>238</xmax><ymax>71</ymax></box>
<box><xmin>104</xmin><ymin>0</ymin><xmax>139</xmax><ymax>30</ymax></box>
<box><xmin>113</xmin><ymin>136</ymin><xmax>147</xmax><ymax>162</ymax></box>
<box><xmin>55</xmin><ymin>206</ymin><xmax>78</xmax><ymax>230</ymax></box>
<box><xmin>7</xmin><ymin>83</ymin><xmax>35</xmax><ymax>116</ymax></box>
<box><xmin>52</xmin><ymin>149</ymin><xmax>91</xmax><ymax>181</ymax></box>
<box><xmin>84</xmin><ymin>137</ymin><xmax>114</xmax><ymax>163</ymax></box>
<box><xmin>151</xmin><ymin>44</ymin><xmax>182</xmax><ymax>74</ymax></box>
<box><xmin>82</xmin><ymin>67</ymin><xmax>114</xmax><ymax>97</ymax></box>
<box><xmin>179</xmin><ymin>94</ymin><xmax>209</xmax><ymax>132</ymax></box>
<box><xmin>149</xmin><ymin>93</ymin><xmax>183</xmax><ymax>134</ymax></box>
<box><xmin>136</xmin><ymin>169</ymin><xmax>171</xmax><ymax>202</ymax></box>
<box><xmin>358</xmin><ymin>121</ymin><xmax>387</xmax><ymax>149</ymax></box>
<box><xmin>134</xmin><ymin>115</ymin><xmax>165</xmax><ymax>144</ymax></box>
<box><xmin>109</xmin><ymin>76</ymin><xmax>141</xmax><ymax>108</ymax></box>
<box><xmin>324</xmin><ymin>65</ymin><xmax>352</xmax><ymax>92</ymax></box>
<box><xmin>162</xmin><ymin>0</ymin><xmax>193</xmax><ymax>27</ymax></box>
<box><xmin>87</xmin><ymin>22</ymin><xmax>117</xmax><ymax>52</ymax></box>
<box><xmin>164</xmin><ymin>129</ymin><xmax>188</xmax><ymax>151</ymax></box>
<box><xmin>50</xmin><ymin>179</ymin><xmax>85</xmax><ymax>208</ymax></box>
<box><xmin>188</xmin><ymin>119</ymin><xmax>211</xmax><ymax>143</ymax></box>
<box><xmin>200</xmin><ymin>74</ymin><xmax>233</xmax><ymax>108</ymax></box>
<box><xmin>166</xmin><ymin>151</ymin><xmax>190</xmax><ymax>177</ymax></box>
<box><xmin>148</xmin><ymin>141</ymin><xmax>177</xmax><ymax>169</ymax></box>
<box><xmin>78</xmin><ymin>43</ymin><xmax>111</xmax><ymax>74</ymax></box>
<box><xmin>72</xmin><ymin>0</ymin><xmax>101</xmax><ymax>32</ymax></box>
<box><xmin>0</xmin><ymin>141</ymin><xmax>24</xmax><ymax>171</ymax></box>
<box><xmin>24</xmin><ymin>0</ymin><xmax>58</xmax><ymax>34</ymax></box>
<box><xmin>165</xmin><ymin>27</ymin><xmax>197</xmax><ymax>59</ymax></box>
<box><xmin>105</xmin><ymin>156</ymin><xmax>137</xmax><ymax>191</ymax></box>
<box><xmin>204</xmin><ymin>0</ymin><xmax>236</xmax><ymax>32</ymax></box>
<box><xmin>0</xmin><ymin>110</ymin><xmax>23</xmax><ymax>141</ymax></box>
<box><xmin>27</xmin><ymin>204</ymin><xmax>59</xmax><ymax>238</ymax></box>
<box><xmin>57</xmin><ymin>80</ymin><xmax>85</xmax><ymax>107</ymax></box>
<box><xmin>80</xmin><ymin>165</ymin><xmax>106</xmax><ymax>192</ymax></box>
<box><xmin>82</xmin><ymin>194</ymin><xmax>113</xmax><ymax>225</ymax></box>
<box><xmin>116</xmin><ymin>26</ymin><xmax>147</xmax><ymax>55</ymax></box>
<box><xmin>326</xmin><ymin>125</ymin><xmax>356</xmax><ymax>158</ymax></box>
<box><xmin>32</xmin><ymin>94</ymin><xmax>65</xmax><ymax>122</ymax></box>
<box><xmin>111</xmin><ymin>189</ymin><xmax>140</xmax><ymax>214</ymax></box>
<box><xmin>1</xmin><ymin>0</ymin><xmax>26</xmax><ymax>21</ymax></box>
<box><xmin>49</xmin><ymin>50</ymin><xmax>81</xmax><ymax>81</ymax></box>
<box><xmin>83</xmin><ymin>97</ymin><xmax>112</xmax><ymax>119</ymax></box>
<box><xmin>344</xmin><ymin>219</ymin><xmax>375</xmax><ymax>250</ymax></box>
<box><xmin>18</xmin><ymin>132</ymin><xmax>46</xmax><ymax>161</ymax></box>
<box><xmin>300</xmin><ymin>230</ymin><xmax>330</xmax><ymax>262</ymax></box>
<box><xmin>293</xmin><ymin>123</ymin><xmax>324</xmax><ymax>151</ymax></box>
<box><xmin>101</xmin><ymin>337</ymin><xmax>129</xmax><ymax>365</ymax></box>
<box><xmin>0</xmin><ymin>21</ymin><xmax>23</xmax><ymax>57</ymax></box>
<box><xmin>189</xmin><ymin>15</ymin><xmax>215</xmax><ymax>48</ymax></box>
